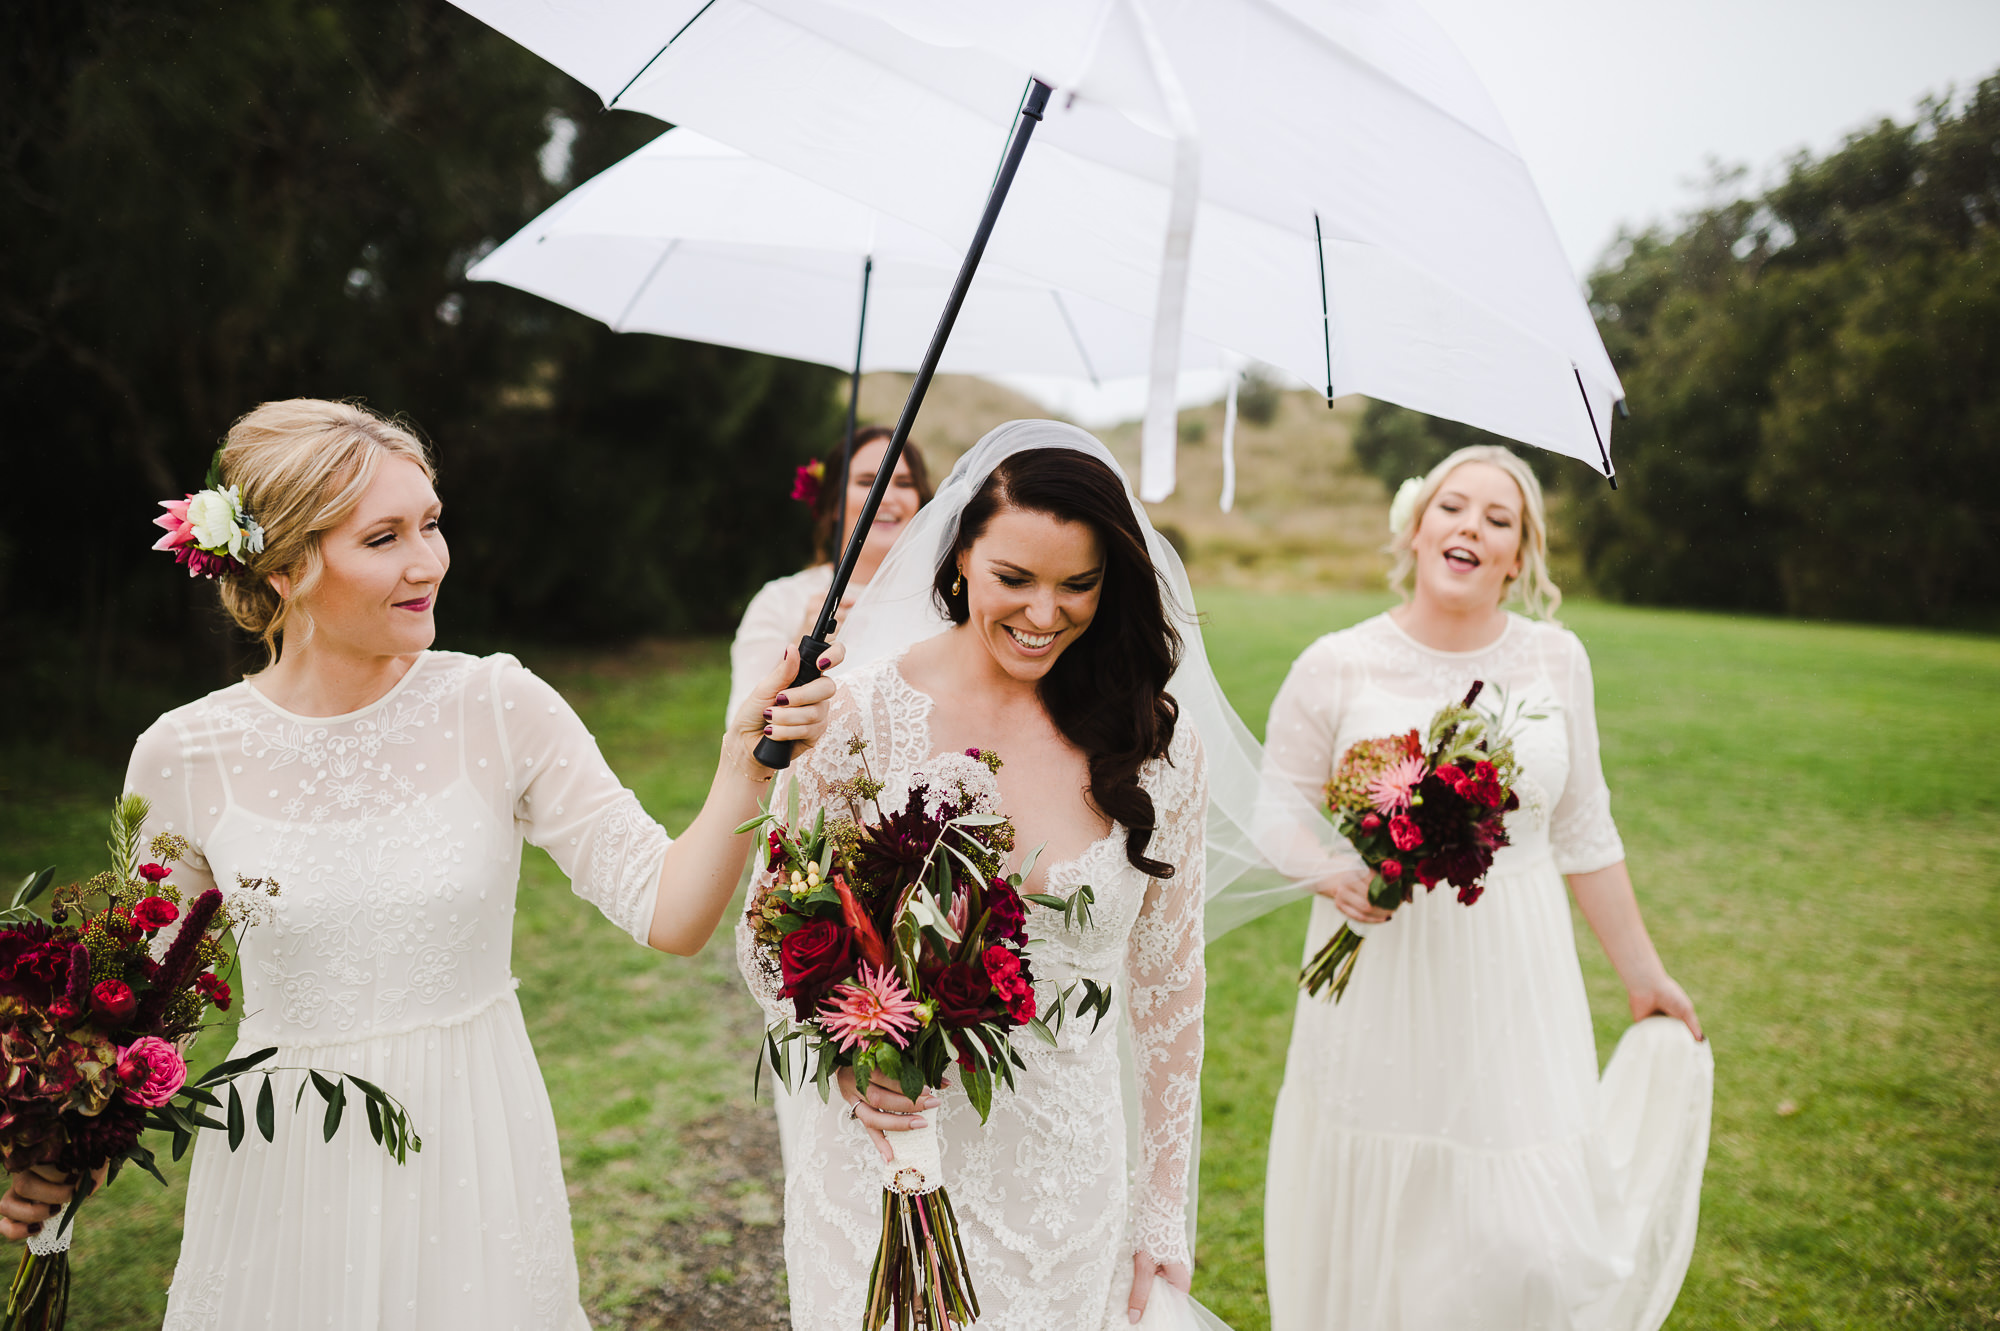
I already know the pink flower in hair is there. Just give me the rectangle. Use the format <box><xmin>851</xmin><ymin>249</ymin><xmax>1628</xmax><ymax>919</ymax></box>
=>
<box><xmin>152</xmin><ymin>495</ymin><xmax>198</xmax><ymax>552</ymax></box>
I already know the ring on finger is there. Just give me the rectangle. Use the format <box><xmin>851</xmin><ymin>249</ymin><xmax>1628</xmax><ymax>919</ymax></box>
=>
<box><xmin>846</xmin><ymin>1099</ymin><xmax>863</xmax><ymax>1123</ymax></box>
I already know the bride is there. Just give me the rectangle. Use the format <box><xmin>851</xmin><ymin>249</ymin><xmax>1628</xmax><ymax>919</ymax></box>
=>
<box><xmin>127</xmin><ymin>399</ymin><xmax>841</xmax><ymax>1329</ymax></box>
<box><xmin>738</xmin><ymin>422</ymin><xmax>1282</xmax><ymax>1330</ymax></box>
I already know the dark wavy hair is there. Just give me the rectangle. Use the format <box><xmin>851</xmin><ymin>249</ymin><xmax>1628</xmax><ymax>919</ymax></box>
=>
<box><xmin>811</xmin><ymin>427</ymin><xmax>935</xmax><ymax>563</ymax></box>
<box><xmin>932</xmin><ymin>449</ymin><xmax>1183</xmax><ymax>877</ymax></box>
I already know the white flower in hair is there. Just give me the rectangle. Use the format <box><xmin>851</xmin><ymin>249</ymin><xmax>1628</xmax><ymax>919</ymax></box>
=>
<box><xmin>1388</xmin><ymin>476</ymin><xmax>1426</xmax><ymax>536</ymax></box>
<box><xmin>185</xmin><ymin>486</ymin><xmax>247</xmax><ymax>554</ymax></box>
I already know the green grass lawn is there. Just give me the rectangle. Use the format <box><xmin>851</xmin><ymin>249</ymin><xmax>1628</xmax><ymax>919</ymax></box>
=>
<box><xmin>1</xmin><ymin>592</ymin><xmax>1995</xmax><ymax>1328</ymax></box>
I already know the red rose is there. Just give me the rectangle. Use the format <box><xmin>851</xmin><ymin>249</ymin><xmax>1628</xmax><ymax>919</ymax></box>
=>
<box><xmin>91</xmin><ymin>979</ymin><xmax>137</xmax><ymax>1023</ymax></box>
<box><xmin>137</xmin><ymin>863</ymin><xmax>172</xmax><ymax>883</ymax></box>
<box><xmin>1472</xmin><ymin>761</ymin><xmax>1497</xmax><ymax>783</ymax></box>
<box><xmin>132</xmin><ymin>897</ymin><xmax>179</xmax><ymax>931</ymax></box>
<box><xmin>194</xmin><ymin>972</ymin><xmax>232</xmax><ymax>1011</ymax></box>
<box><xmin>983</xmin><ymin>878</ymin><xmax>1027</xmax><ymax>943</ymax></box>
<box><xmin>1389</xmin><ymin>815</ymin><xmax>1424</xmax><ymax>851</ymax></box>
<box><xmin>47</xmin><ymin>998</ymin><xmax>78</xmax><ymax>1023</ymax></box>
<box><xmin>1360</xmin><ymin>812</ymin><xmax>1382</xmax><ymax>832</ymax></box>
<box><xmin>777</xmin><ymin>920</ymin><xmax>853</xmax><ymax>1020</ymax></box>
<box><xmin>1005</xmin><ymin>984</ymin><xmax>1036</xmax><ymax>1024</ymax></box>
<box><xmin>1380</xmin><ymin>859</ymin><xmax>1403</xmax><ymax>880</ymax></box>
<box><xmin>928</xmin><ymin>963</ymin><xmax>998</xmax><ymax>1027</ymax></box>
<box><xmin>1436</xmin><ymin>764</ymin><xmax>1466</xmax><ymax>792</ymax></box>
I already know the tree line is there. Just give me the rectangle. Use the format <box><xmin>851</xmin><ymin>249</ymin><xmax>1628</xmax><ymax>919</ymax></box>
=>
<box><xmin>1</xmin><ymin>0</ymin><xmax>838</xmax><ymax>748</ymax></box>
<box><xmin>1355</xmin><ymin>72</ymin><xmax>2000</xmax><ymax>625</ymax></box>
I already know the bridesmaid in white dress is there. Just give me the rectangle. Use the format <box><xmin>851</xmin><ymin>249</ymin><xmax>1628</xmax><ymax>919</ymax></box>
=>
<box><xmin>1262</xmin><ymin>446</ymin><xmax>1713</xmax><ymax>1331</ymax></box>
<box><xmin>127</xmin><ymin>399</ymin><xmax>841</xmax><ymax>1330</ymax></box>
<box><xmin>736</xmin><ymin>425</ymin><xmax>1222</xmax><ymax>1330</ymax></box>
<box><xmin>726</xmin><ymin>427</ymin><xmax>933</xmax><ymax>718</ymax></box>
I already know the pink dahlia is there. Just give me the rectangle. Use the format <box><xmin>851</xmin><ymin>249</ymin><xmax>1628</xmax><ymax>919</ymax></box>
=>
<box><xmin>817</xmin><ymin>963</ymin><xmax>923</xmax><ymax>1053</ymax></box>
<box><xmin>1366</xmin><ymin>756</ymin><xmax>1429</xmax><ymax>815</ymax></box>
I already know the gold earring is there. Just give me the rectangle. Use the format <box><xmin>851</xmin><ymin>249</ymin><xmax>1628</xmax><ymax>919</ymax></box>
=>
<box><xmin>951</xmin><ymin>572</ymin><xmax>964</xmax><ymax>596</ymax></box>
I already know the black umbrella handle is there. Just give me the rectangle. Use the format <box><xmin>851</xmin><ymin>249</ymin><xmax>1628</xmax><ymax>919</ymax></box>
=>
<box><xmin>752</xmin><ymin>76</ymin><xmax>1054</xmax><ymax>772</ymax></box>
<box><xmin>751</xmin><ymin>634</ymin><xmax>834</xmax><ymax>770</ymax></box>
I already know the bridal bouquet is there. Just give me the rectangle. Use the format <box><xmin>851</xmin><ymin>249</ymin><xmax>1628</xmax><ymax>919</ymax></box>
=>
<box><xmin>741</xmin><ymin>744</ymin><xmax>1102</xmax><ymax>1331</ymax></box>
<box><xmin>1300</xmin><ymin>681</ymin><xmax>1525</xmax><ymax>1001</ymax></box>
<box><xmin>0</xmin><ymin>796</ymin><xmax>419</xmax><ymax>1330</ymax></box>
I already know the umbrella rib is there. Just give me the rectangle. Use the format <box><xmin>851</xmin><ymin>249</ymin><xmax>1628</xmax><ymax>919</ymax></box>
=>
<box><xmin>1572</xmin><ymin>365</ymin><xmax>1617</xmax><ymax>488</ymax></box>
<box><xmin>1314</xmin><ymin>212</ymin><xmax>1334</xmax><ymax>407</ymax></box>
<box><xmin>612</xmin><ymin>240</ymin><xmax>680</xmax><ymax>332</ymax></box>
<box><xmin>839</xmin><ymin>255</ymin><xmax>874</xmax><ymax>544</ymax></box>
<box><xmin>607</xmin><ymin>0</ymin><xmax>719</xmax><ymax>110</ymax></box>
<box><xmin>1048</xmin><ymin>291</ymin><xmax>1101</xmax><ymax>387</ymax></box>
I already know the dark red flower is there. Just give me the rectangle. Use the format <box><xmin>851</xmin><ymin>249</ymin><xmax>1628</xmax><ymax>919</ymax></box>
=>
<box><xmin>1389</xmin><ymin>815</ymin><xmax>1424</xmax><ymax>851</ymax></box>
<box><xmin>927</xmin><ymin>962</ymin><xmax>999</xmax><ymax>1028</ymax></box>
<box><xmin>983</xmin><ymin>878</ymin><xmax>1027</xmax><ymax>943</ymax></box>
<box><xmin>778</xmin><ymin>920</ymin><xmax>854</xmax><ymax>1021</ymax></box>
<box><xmin>765</xmin><ymin>830</ymin><xmax>786</xmax><ymax>871</ymax></box>
<box><xmin>790</xmin><ymin>460</ymin><xmax>824</xmax><ymax>506</ymax></box>
<box><xmin>91</xmin><ymin>980</ymin><xmax>136</xmax><ymax>1024</ymax></box>
<box><xmin>137</xmin><ymin>863</ymin><xmax>172</xmax><ymax>883</ymax></box>
<box><xmin>47</xmin><ymin>998</ymin><xmax>78</xmax><ymax>1023</ymax></box>
<box><xmin>194</xmin><ymin>972</ymin><xmax>232</xmax><ymax>1011</ymax></box>
<box><xmin>1360</xmin><ymin>812</ymin><xmax>1382</xmax><ymax>832</ymax></box>
<box><xmin>132</xmin><ymin>896</ymin><xmax>179</xmax><ymax>931</ymax></box>
<box><xmin>1005</xmin><ymin>983</ymin><xmax>1036</xmax><ymax>1024</ymax></box>
<box><xmin>1380</xmin><ymin>859</ymin><xmax>1403</xmax><ymax>880</ymax></box>
<box><xmin>982</xmin><ymin>946</ymin><xmax>1033</xmax><ymax>1015</ymax></box>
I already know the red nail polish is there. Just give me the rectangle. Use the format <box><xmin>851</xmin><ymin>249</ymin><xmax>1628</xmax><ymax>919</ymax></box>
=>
<box><xmin>818</xmin><ymin>656</ymin><xmax>831</xmax><ymax>669</ymax></box>
<box><xmin>763</xmin><ymin>725</ymin><xmax>773</xmax><ymax>736</ymax></box>
<box><xmin>762</xmin><ymin>708</ymin><xmax>773</xmax><ymax>720</ymax></box>
<box><xmin>776</xmin><ymin>692</ymin><xmax>789</xmax><ymax>706</ymax></box>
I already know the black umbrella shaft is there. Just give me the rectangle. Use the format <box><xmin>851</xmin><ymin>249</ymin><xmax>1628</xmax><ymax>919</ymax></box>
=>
<box><xmin>754</xmin><ymin>77</ymin><xmax>1052</xmax><ymax>771</ymax></box>
<box><xmin>837</xmin><ymin>256</ymin><xmax>873</xmax><ymax>544</ymax></box>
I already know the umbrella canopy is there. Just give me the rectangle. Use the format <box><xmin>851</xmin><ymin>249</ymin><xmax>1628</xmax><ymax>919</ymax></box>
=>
<box><xmin>451</xmin><ymin>0</ymin><xmax>1623</xmax><ymax>499</ymax></box>
<box><xmin>467</xmin><ymin>127</ymin><xmax>1226</xmax><ymax>383</ymax></box>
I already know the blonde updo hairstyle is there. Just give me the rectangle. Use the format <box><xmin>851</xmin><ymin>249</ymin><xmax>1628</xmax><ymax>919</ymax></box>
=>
<box><xmin>1387</xmin><ymin>444</ymin><xmax>1562</xmax><ymax>622</ymax></box>
<box><xmin>214</xmin><ymin>399</ymin><xmax>436</xmax><ymax>662</ymax></box>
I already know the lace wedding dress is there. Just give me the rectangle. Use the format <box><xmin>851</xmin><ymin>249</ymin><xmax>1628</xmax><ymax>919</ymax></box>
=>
<box><xmin>1262</xmin><ymin>613</ymin><xmax>1712</xmax><ymax>1331</ymax></box>
<box><xmin>125</xmin><ymin>651</ymin><xmax>670</xmax><ymax>1330</ymax></box>
<box><xmin>736</xmin><ymin>655</ymin><xmax>1208</xmax><ymax>1331</ymax></box>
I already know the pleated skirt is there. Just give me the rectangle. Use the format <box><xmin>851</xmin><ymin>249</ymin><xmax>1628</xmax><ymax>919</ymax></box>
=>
<box><xmin>161</xmin><ymin>990</ymin><xmax>591</xmax><ymax>1331</ymax></box>
<box><xmin>1264</xmin><ymin>851</ymin><xmax>1712</xmax><ymax>1331</ymax></box>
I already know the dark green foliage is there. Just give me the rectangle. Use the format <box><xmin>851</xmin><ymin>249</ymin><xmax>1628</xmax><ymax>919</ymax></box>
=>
<box><xmin>1234</xmin><ymin>364</ymin><xmax>1283</xmax><ymax>428</ymax></box>
<box><xmin>1350</xmin><ymin>399</ymin><xmax>1551</xmax><ymax>494</ymax></box>
<box><xmin>0</xmin><ymin>0</ymin><xmax>838</xmax><ymax>748</ymax></box>
<box><xmin>1567</xmin><ymin>75</ymin><xmax>2000</xmax><ymax>622</ymax></box>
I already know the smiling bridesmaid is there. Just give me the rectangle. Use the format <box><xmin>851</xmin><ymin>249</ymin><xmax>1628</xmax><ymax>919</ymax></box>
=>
<box><xmin>128</xmin><ymin>399</ymin><xmax>841</xmax><ymax>1330</ymax></box>
<box><xmin>1260</xmin><ymin>445</ymin><xmax>1713</xmax><ymax>1331</ymax></box>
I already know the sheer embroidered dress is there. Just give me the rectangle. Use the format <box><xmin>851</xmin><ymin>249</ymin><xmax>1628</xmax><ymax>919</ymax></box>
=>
<box><xmin>735</xmin><ymin>656</ymin><xmax>1207</xmax><ymax>1331</ymax></box>
<box><xmin>1261</xmin><ymin>614</ymin><xmax>1711</xmax><ymax>1331</ymax></box>
<box><xmin>125</xmin><ymin>651</ymin><xmax>670</xmax><ymax>1331</ymax></box>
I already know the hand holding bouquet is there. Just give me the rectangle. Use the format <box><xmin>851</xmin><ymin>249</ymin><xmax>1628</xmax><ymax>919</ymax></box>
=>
<box><xmin>1300</xmin><ymin>682</ymin><xmax>1526</xmax><ymax>1001</ymax></box>
<box><xmin>0</xmin><ymin>796</ymin><xmax>419</xmax><ymax>1330</ymax></box>
<box><xmin>741</xmin><ymin>744</ymin><xmax>1102</xmax><ymax>1331</ymax></box>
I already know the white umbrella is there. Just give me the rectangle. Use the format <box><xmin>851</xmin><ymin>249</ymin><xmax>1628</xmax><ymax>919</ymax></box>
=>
<box><xmin>451</xmin><ymin>0</ymin><xmax>1625</xmax><ymax>504</ymax></box>
<box><xmin>468</xmin><ymin>127</ymin><xmax>1227</xmax><ymax>386</ymax></box>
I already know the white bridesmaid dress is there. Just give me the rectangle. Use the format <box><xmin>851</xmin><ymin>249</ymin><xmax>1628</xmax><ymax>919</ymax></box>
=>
<box><xmin>1261</xmin><ymin>613</ymin><xmax>1713</xmax><ymax>1331</ymax></box>
<box><xmin>125</xmin><ymin>651</ymin><xmax>671</xmax><ymax>1330</ymax></box>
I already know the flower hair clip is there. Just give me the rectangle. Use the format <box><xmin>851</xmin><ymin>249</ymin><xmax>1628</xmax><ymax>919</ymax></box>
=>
<box><xmin>1388</xmin><ymin>476</ymin><xmax>1426</xmax><ymax>536</ymax></box>
<box><xmin>153</xmin><ymin>455</ymin><xmax>265</xmax><ymax>579</ymax></box>
<box><xmin>791</xmin><ymin>458</ymin><xmax>826</xmax><ymax>507</ymax></box>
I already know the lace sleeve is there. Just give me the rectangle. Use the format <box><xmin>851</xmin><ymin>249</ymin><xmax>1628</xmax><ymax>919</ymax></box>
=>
<box><xmin>1259</xmin><ymin>639</ymin><xmax>1368</xmax><ymax>879</ymax></box>
<box><xmin>1548</xmin><ymin>632</ymin><xmax>1627</xmax><ymax>875</ymax></box>
<box><xmin>122</xmin><ymin>715</ymin><xmax>219</xmax><ymax>897</ymax></box>
<box><xmin>734</xmin><ymin>677</ymin><xmax>876</xmax><ymax>1028</ymax></box>
<box><xmin>492</xmin><ymin>658</ymin><xmax>672</xmax><ymax>946</ymax></box>
<box><xmin>1125</xmin><ymin>725</ymin><xmax>1208</xmax><ymax>1269</ymax></box>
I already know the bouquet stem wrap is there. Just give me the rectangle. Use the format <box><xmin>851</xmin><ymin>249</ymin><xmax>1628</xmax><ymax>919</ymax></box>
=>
<box><xmin>866</xmin><ymin>1120</ymin><xmax>976</xmax><ymax>1331</ymax></box>
<box><xmin>3</xmin><ymin>1218</ymin><xmax>75</xmax><ymax>1331</ymax></box>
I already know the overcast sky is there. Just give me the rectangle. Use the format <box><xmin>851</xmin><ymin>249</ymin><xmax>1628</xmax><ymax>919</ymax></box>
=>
<box><xmin>1012</xmin><ymin>0</ymin><xmax>2000</xmax><ymax>423</ymax></box>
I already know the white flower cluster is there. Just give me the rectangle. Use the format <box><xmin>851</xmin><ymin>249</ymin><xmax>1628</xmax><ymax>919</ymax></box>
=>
<box><xmin>219</xmin><ymin>883</ymin><xmax>278</xmax><ymax>932</ymax></box>
<box><xmin>1388</xmin><ymin>476</ymin><xmax>1426</xmax><ymax>536</ymax></box>
<box><xmin>912</xmin><ymin>752</ymin><xmax>1002</xmax><ymax>822</ymax></box>
<box><xmin>187</xmin><ymin>484</ymin><xmax>267</xmax><ymax>559</ymax></box>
